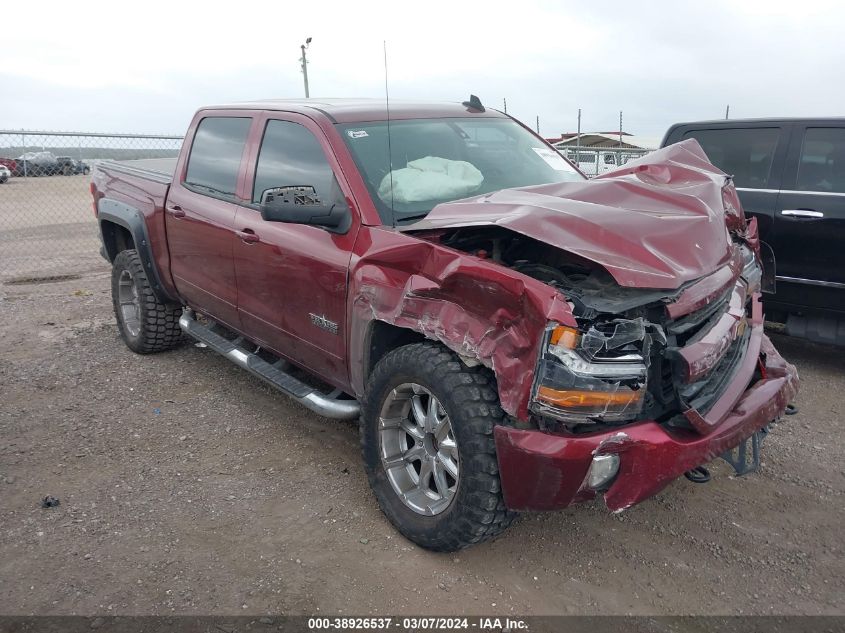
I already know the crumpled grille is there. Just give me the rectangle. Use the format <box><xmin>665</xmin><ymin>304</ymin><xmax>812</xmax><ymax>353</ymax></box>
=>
<box><xmin>666</xmin><ymin>287</ymin><xmax>732</xmax><ymax>347</ymax></box>
<box><xmin>661</xmin><ymin>286</ymin><xmax>753</xmax><ymax>422</ymax></box>
<box><xmin>680</xmin><ymin>326</ymin><xmax>751</xmax><ymax>414</ymax></box>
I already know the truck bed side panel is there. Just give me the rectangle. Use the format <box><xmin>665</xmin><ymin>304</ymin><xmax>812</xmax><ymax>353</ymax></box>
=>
<box><xmin>92</xmin><ymin>162</ymin><xmax>180</xmax><ymax>302</ymax></box>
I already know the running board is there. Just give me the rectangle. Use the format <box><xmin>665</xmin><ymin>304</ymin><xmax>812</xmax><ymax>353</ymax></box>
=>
<box><xmin>179</xmin><ymin>310</ymin><xmax>360</xmax><ymax>420</ymax></box>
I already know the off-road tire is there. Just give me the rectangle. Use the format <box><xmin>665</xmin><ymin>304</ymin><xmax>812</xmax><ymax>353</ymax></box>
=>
<box><xmin>111</xmin><ymin>249</ymin><xmax>183</xmax><ymax>354</ymax></box>
<box><xmin>361</xmin><ymin>342</ymin><xmax>518</xmax><ymax>551</ymax></box>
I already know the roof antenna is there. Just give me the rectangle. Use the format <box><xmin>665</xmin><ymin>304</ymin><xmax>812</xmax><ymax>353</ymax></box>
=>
<box><xmin>462</xmin><ymin>94</ymin><xmax>485</xmax><ymax>112</ymax></box>
<box><xmin>383</xmin><ymin>40</ymin><xmax>396</xmax><ymax>228</ymax></box>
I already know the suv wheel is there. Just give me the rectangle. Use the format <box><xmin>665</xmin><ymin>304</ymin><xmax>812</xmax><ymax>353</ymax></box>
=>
<box><xmin>111</xmin><ymin>249</ymin><xmax>183</xmax><ymax>354</ymax></box>
<box><xmin>361</xmin><ymin>342</ymin><xmax>517</xmax><ymax>551</ymax></box>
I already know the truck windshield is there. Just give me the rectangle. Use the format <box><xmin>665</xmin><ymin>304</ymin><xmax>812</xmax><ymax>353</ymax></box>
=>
<box><xmin>339</xmin><ymin>118</ymin><xmax>583</xmax><ymax>224</ymax></box>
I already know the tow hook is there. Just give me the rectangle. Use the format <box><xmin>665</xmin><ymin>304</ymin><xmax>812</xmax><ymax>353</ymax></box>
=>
<box><xmin>684</xmin><ymin>466</ymin><xmax>711</xmax><ymax>483</ymax></box>
<box><xmin>687</xmin><ymin>422</ymin><xmax>777</xmax><ymax>483</ymax></box>
<box><xmin>720</xmin><ymin>425</ymin><xmax>769</xmax><ymax>476</ymax></box>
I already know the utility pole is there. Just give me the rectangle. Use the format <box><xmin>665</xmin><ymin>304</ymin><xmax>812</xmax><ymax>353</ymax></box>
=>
<box><xmin>725</xmin><ymin>104</ymin><xmax>730</xmax><ymax>120</ymax></box>
<box><xmin>576</xmin><ymin>108</ymin><xmax>581</xmax><ymax>154</ymax></box>
<box><xmin>300</xmin><ymin>37</ymin><xmax>312</xmax><ymax>98</ymax></box>
<box><xmin>503</xmin><ymin>98</ymin><xmax>507</xmax><ymax>114</ymax></box>
<box><xmin>536</xmin><ymin>115</ymin><xmax>540</xmax><ymax>134</ymax></box>
<box><xmin>619</xmin><ymin>111</ymin><xmax>623</xmax><ymax>147</ymax></box>
<box><xmin>21</xmin><ymin>131</ymin><xmax>27</xmax><ymax>178</ymax></box>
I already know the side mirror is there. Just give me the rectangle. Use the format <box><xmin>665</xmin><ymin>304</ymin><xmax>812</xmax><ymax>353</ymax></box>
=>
<box><xmin>259</xmin><ymin>186</ymin><xmax>349</xmax><ymax>230</ymax></box>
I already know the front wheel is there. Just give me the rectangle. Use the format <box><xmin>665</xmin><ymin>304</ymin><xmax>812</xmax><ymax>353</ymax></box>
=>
<box><xmin>111</xmin><ymin>249</ymin><xmax>183</xmax><ymax>354</ymax></box>
<box><xmin>361</xmin><ymin>342</ymin><xmax>517</xmax><ymax>551</ymax></box>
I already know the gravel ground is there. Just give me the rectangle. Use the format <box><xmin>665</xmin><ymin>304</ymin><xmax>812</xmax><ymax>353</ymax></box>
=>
<box><xmin>0</xmin><ymin>265</ymin><xmax>842</xmax><ymax>617</ymax></box>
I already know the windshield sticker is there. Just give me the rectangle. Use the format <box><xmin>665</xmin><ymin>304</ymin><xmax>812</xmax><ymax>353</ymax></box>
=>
<box><xmin>532</xmin><ymin>147</ymin><xmax>572</xmax><ymax>171</ymax></box>
<box><xmin>347</xmin><ymin>130</ymin><xmax>369</xmax><ymax>139</ymax></box>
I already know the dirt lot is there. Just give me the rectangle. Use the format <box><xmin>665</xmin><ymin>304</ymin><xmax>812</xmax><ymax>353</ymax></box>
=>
<box><xmin>0</xmin><ymin>267</ymin><xmax>842</xmax><ymax>617</ymax></box>
<box><xmin>0</xmin><ymin>177</ymin><xmax>843</xmax><ymax>617</ymax></box>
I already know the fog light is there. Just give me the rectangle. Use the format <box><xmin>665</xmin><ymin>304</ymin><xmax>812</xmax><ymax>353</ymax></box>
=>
<box><xmin>587</xmin><ymin>454</ymin><xmax>620</xmax><ymax>490</ymax></box>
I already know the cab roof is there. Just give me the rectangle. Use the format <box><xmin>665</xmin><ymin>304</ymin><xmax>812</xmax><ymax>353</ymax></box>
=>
<box><xmin>199</xmin><ymin>98</ymin><xmax>508</xmax><ymax>124</ymax></box>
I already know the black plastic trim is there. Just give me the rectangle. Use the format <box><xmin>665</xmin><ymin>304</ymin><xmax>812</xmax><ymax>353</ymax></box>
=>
<box><xmin>97</xmin><ymin>198</ymin><xmax>181</xmax><ymax>305</ymax></box>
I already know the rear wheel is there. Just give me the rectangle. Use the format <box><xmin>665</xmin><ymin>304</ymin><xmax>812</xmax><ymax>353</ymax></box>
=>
<box><xmin>111</xmin><ymin>249</ymin><xmax>183</xmax><ymax>354</ymax></box>
<box><xmin>361</xmin><ymin>342</ymin><xmax>517</xmax><ymax>551</ymax></box>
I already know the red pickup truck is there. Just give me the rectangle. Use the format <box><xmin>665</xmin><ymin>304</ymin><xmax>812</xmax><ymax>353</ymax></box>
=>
<box><xmin>91</xmin><ymin>98</ymin><xmax>798</xmax><ymax>551</ymax></box>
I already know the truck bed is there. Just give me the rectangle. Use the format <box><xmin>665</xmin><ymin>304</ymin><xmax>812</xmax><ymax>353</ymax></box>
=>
<box><xmin>92</xmin><ymin>159</ymin><xmax>177</xmax><ymax>299</ymax></box>
<box><xmin>98</xmin><ymin>157</ymin><xmax>177</xmax><ymax>182</ymax></box>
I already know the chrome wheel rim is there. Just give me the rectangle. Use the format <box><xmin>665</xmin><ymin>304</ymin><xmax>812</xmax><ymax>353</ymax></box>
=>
<box><xmin>379</xmin><ymin>383</ymin><xmax>459</xmax><ymax>515</ymax></box>
<box><xmin>117</xmin><ymin>269</ymin><xmax>141</xmax><ymax>337</ymax></box>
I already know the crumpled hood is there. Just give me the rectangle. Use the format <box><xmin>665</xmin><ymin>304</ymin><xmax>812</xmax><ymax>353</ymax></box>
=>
<box><xmin>407</xmin><ymin>139</ymin><xmax>736</xmax><ymax>290</ymax></box>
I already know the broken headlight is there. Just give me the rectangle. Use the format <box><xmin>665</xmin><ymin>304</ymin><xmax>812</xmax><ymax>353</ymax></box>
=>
<box><xmin>532</xmin><ymin>319</ymin><xmax>651</xmax><ymax>425</ymax></box>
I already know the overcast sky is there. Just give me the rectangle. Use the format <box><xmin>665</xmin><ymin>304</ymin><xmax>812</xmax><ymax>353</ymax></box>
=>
<box><xmin>2</xmin><ymin>0</ymin><xmax>843</xmax><ymax>139</ymax></box>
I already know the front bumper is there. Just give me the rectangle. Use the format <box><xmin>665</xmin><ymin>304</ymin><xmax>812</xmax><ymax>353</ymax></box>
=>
<box><xmin>494</xmin><ymin>330</ymin><xmax>798</xmax><ymax>512</ymax></box>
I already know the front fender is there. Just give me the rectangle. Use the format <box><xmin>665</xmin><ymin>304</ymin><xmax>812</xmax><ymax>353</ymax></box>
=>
<box><xmin>346</xmin><ymin>229</ymin><xmax>577</xmax><ymax>420</ymax></box>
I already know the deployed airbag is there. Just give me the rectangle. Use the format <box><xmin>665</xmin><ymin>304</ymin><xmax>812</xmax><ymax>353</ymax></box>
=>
<box><xmin>378</xmin><ymin>156</ymin><xmax>483</xmax><ymax>204</ymax></box>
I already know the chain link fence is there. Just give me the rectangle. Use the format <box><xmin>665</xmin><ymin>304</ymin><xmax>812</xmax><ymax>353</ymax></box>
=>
<box><xmin>0</xmin><ymin>130</ymin><xmax>183</xmax><ymax>283</ymax></box>
<box><xmin>555</xmin><ymin>146</ymin><xmax>652</xmax><ymax>177</ymax></box>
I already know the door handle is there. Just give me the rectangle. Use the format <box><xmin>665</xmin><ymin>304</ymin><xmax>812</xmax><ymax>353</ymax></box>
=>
<box><xmin>781</xmin><ymin>209</ymin><xmax>824</xmax><ymax>219</ymax></box>
<box><xmin>166</xmin><ymin>204</ymin><xmax>185</xmax><ymax>218</ymax></box>
<box><xmin>236</xmin><ymin>229</ymin><xmax>260</xmax><ymax>244</ymax></box>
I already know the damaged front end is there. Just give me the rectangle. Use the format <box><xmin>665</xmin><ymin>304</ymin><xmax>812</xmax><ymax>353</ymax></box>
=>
<box><xmin>381</xmin><ymin>140</ymin><xmax>799</xmax><ymax>513</ymax></box>
<box><xmin>528</xmin><ymin>243</ymin><xmax>758</xmax><ymax>435</ymax></box>
<box><xmin>490</xmin><ymin>241</ymin><xmax>799</xmax><ymax>512</ymax></box>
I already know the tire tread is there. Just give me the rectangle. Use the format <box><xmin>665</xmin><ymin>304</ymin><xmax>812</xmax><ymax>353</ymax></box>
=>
<box><xmin>361</xmin><ymin>342</ymin><xmax>517</xmax><ymax>551</ymax></box>
<box><xmin>111</xmin><ymin>249</ymin><xmax>183</xmax><ymax>354</ymax></box>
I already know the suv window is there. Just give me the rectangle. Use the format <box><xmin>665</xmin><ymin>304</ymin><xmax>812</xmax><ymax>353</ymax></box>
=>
<box><xmin>681</xmin><ymin>127</ymin><xmax>780</xmax><ymax>188</ymax></box>
<box><xmin>184</xmin><ymin>117</ymin><xmax>251</xmax><ymax>199</ymax></box>
<box><xmin>796</xmin><ymin>128</ymin><xmax>845</xmax><ymax>193</ymax></box>
<box><xmin>253</xmin><ymin>120</ymin><xmax>336</xmax><ymax>204</ymax></box>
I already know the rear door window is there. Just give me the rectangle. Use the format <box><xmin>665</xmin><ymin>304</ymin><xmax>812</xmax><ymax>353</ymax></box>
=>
<box><xmin>796</xmin><ymin>128</ymin><xmax>845</xmax><ymax>193</ymax></box>
<box><xmin>681</xmin><ymin>127</ymin><xmax>780</xmax><ymax>189</ymax></box>
<box><xmin>184</xmin><ymin>117</ymin><xmax>251</xmax><ymax>200</ymax></box>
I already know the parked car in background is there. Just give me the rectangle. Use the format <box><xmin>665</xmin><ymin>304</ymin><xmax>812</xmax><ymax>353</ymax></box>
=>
<box><xmin>90</xmin><ymin>99</ymin><xmax>798</xmax><ymax>550</ymax></box>
<box><xmin>0</xmin><ymin>158</ymin><xmax>17</xmax><ymax>176</ymax></box>
<box><xmin>56</xmin><ymin>156</ymin><xmax>75</xmax><ymax>175</ymax></box>
<box><xmin>0</xmin><ymin>165</ymin><xmax>10</xmax><ymax>183</ymax></box>
<box><xmin>55</xmin><ymin>156</ymin><xmax>91</xmax><ymax>176</ymax></box>
<box><xmin>14</xmin><ymin>151</ymin><xmax>61</xmax><ymax>176</ymax></box>
<box><xmin>662</xmin><ymin>118</ymin><xmax>845</xmax><ymax>346</ymax></box>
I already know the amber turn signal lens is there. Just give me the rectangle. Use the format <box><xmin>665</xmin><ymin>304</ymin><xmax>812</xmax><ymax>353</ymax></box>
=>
<box><xmin>536</xmin><ymin>386</ymin><xmax>643</xmax><ymax>408</ymax></box>
<box><xmin>549</xmin><ymin>325</ymin><xmax>580</xmax><ymax>349</ymax></box>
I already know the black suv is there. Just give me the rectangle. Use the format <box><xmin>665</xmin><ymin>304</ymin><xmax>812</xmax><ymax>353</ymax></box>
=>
<box><xmin>662</xmin><ymin>119</ymin><xmax>845</xmax><ymax>346</ymax></box>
